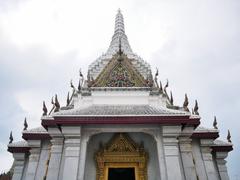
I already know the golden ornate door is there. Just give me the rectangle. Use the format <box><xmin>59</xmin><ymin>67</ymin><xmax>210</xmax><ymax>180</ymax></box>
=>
<box><xmin>95</xmin><ymin>133</ymin><xmax>148</xmax><ymax>180</ymax></box>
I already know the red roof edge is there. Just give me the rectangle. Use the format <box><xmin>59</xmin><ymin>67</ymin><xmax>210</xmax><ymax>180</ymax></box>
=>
<box><xmin>22</xmin><ymin>133</ymin><xmax>51</xmax><ymax>141</ymax></box>
<box><xmin>211</xmin><ymin>145</ymin><xmax>233</xmax><ymax>152</ymax></box>
<box><xmin>42</xmin><ymin>116</ymin><xmax>200</xmax><ymax>127</ymax></box>
<box><xmin>191</xmin><ymin>132</ymin><xmax>219</xmax><ymax>139</ymax></box>
<box><xmin>7</xmin><ymin>147</ymin><xmax>30</xmax><ymax>153</ymax></box>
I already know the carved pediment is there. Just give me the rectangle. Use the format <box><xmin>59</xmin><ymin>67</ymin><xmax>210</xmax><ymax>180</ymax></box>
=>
<box><xmin>106</xmin><ymin>133</ymin><xmax>137</xmax><ymax>152</ymax></box>
<box><xmin>91</xmin><ymin>54</ymin><xmax>148</xmax><ymax>87</ymax></box>
<box><xmin>95</xmin><ymin>133</ymin><xmax>148</xmax><ymax>180</ymax></box>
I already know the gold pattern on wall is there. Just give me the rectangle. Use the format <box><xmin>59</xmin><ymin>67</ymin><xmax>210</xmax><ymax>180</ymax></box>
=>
<box><xmin>91</xmin><ymin>54</ymin><xmax>149</xmax><ymax>87</ymax></box>
<box><xmin>95</xmin><ymin>133</ymin><xmax>148</xmax><ymax>180</ymax></box>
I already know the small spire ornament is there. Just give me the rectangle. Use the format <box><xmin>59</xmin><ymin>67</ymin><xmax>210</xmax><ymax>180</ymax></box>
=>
<box><xmin>70</xmin><ymin>80</ymin><xmax>75</xmax><ymax>90</ymax></box>
<box><xmin>164</xmin><ymin>79</ymin><xmax>169</xmax><ymax>94</ymax></box>
<box><xmin>194</xmin><ymin>100</ymin><xmax>199</xmax><ymax>115</ymax></box>
<box><xmin>154</xmin><ymin>68</ymin><xmax>159</xmax><ymax>88</ymax></box>
<box><xmin>170</xmin><ymin>91</ymin><xmax>173</xmax><ymax>105</ymax></box>
<box><xmin>49</xmin><ymin>97</ymin><xmax>55</xmax><ymax>115</ymax></box>
<box><xmin>23</xmin><ymin>117</ymin><xmax>28</xmax><ymax>131</ymax></box>
<box><xmin>213</xmin><ymin>116</ymin><xmax>218</xmax><ymax>129</ymax></box>
<box><xmin>54</xmin><ymin>94</ymin><xmax>60</xmax><ymax>112</ymax></box>
<box><xmin>9</xmin><ymin>131</ymin><xmax>13</xmax><ymax>144</ymax></box>
<box><xmin>227</xmin><ymin>130</ymin><xmax>232</xmax><ymax>143</ymax></box>
<box><xmin>159</xmin><ymin>81</ymin><xmax>163</xmax><ymax>93</ymax></box>
<box><xmin>66</xmin><ymin>92</ymin><xmax>70</xmax><ymax>106</ymax></box>
<box><xmin>183</xmin><ymin>94</ymin><xmax>189</xmax><ymax>111</ymax></box>
<box><xmin>42</xmin><ymin>101</ymin><xmax>48</xmax><ymax>116</ymax></box>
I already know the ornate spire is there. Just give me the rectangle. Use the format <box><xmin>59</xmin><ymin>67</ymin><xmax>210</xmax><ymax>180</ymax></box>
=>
<box><xmin>114</xmin><ymin>9</ymin><xmax>125</xmax><ymax>35</ymax></box>
<box><xmin>183</xmin><ymin>94</ymin><xmax>189</xmax><ymax>111</ymax></box>
<box><xmin>23</xmin><ymin>117</ymin><xmax>28</xmax><ymax>131</ymax></box>
<box><xmin>227</xmin><ymin>130</ymin><xmax>232</xmax><ymax>143</ymax></box>
<box><xmin>49</xmin><ymin>97</ymin><xmax>55</xmax><ymax>115</ymax></box>
<box><xmin>9</xmin><ymin>131</ymin><xmax>13</xmax><ymax>144</ymax></box>
<box><xmin>213</xmin><ymin>116</ymin><xmax>218</xmax><ymax>129</ymax></box>
<box><xmin>42</xmin><ymin>101</ymin><xmax>48</xmax><ymax>116</ymax></box>
<box><xmin>106</xmin><ymin>9</ymin><xmax>133</xmax><ymax>55</ymax></box>
<box><xmin>194</xmin><ymin>100</ymin><xmax>199</xmax><ymax>115</ymax></box>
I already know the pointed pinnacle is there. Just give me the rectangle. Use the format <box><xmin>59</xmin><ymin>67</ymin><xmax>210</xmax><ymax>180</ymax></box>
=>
<box><xmin>170</xmin><ymin>91</ymin><xmax>173</xmax><ymax>105</ymax></box>
<box><xmin>227</xmin><ymin>130</ymin><xmax>232</xmax><ymax>143</ymax></box>
<box><xmin>79</xmin><ymin>69</ymin><xmax>83</xmax><ymax>77</ymax></box>
<box><xmin>42</xmin><ymin>101</ymin><xmax>48</xmax><ymax>116</ymax></box>
<box><xmin>54</xmin><ymin>94</ymin><xmax>60</xmax><ymax>112</ymax></box>
<box><xmin>9</xmin><ymin>131</ymin><xmax>13</xmax><ymax>144</ymax></box>
<box><xmin>66</xmin><ymin>92</ymin><xmax>70</xmax><ymax>106</ymax></box>
<box><xmin>194</xmin><ymin>100</ymin><xmax>199</xmax><ymax>115</ymax></box>
<box><xmin>164</xmin><ymin>79</ymin><xmax>169</xmax><ymax>93</ymax></box>
<box><xmin>70</xmin><ymin>79</ymin><xmax>75</xmax><ymax>89</ymax></box>
<box><xmin>183</xmin><ymin>94</ymin><xmax>189</xmax><ymax>111</ymax></box>
<box><xmin>23</xmin><ymin>117</ymin><xmax>28</xmax><ymax>130</ymax></box>
<box><xmin>159</xmin><ymin>81</ymin><xmax>163</xmax><ymax>93</ymax></box>
<box><xmin>213</xmin><ymin>116</ymin><xmax>218</xmax><ymax>129</ymax></box>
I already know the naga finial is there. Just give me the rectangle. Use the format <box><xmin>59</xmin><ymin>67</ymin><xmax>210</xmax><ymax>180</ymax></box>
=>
<box><xmin>183</xmin><ymin>94</ymin><xmax>189</xmax><ymax>111</ymax></box>
<box><xmin>213</xmin><ymin>116</ymin><xmax>218</xmax><ymax>129</ymax></box>
<box><xmin>159</xmin><ymin>81</ymin><xmax>163</xmax><ymax>93</ymax></box>
<box><xmin>42</xmin><ymin>101</ymin><xmax>48</xmax><ymax>116</ymax></box>
<box><xmin>66</xmin><ymin>92</ymin><xmax>70</xmax><ymax>106</ymax></box>
<box><xmin>54</xmin><ymin>94</ymin><xmax>60</xmax><ymax>112</ymax></box>
<box><xmin>194</xmin><ymin>100</ymin><xmax>199</xmax><ymax>115</ymax></box>
<box><xmin>9</xmin><ymin>131</ymin><xmax>13</xmax><ymax>144</ymax></box>
<box><xmin>164</xmin><ymin>79</ymin><xmax>169</xmax><ymax>94</ymax></box>
<box><xmin>78</xmin><ymin>69</ymin><xmax>84</xmax><ymax>91</ymax></box>
<box><xmin>154</xmin><ymin>68</ymin><xmax>159</xmax><ymax>88</ymax></box>
<box><xmin>23</xmin><ymin>117</ymin><xmax>28</xmax><ymax>131</ymax></box>
<box><xmin>170</xmin><ymin>91</ymin><xmax>173</xmax><ymax>105</ymax></box>
<box><xmin>227</xmin><ymin>130</ymin><xmax>232</xmax><ymax>143</ymax></box>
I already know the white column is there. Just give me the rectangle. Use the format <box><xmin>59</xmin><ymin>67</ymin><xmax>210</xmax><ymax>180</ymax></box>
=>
<box><xmin>46</xmin><ymin>127</ymin><xmax>64</xmax><ymax>180</ymax></box>
<box><xmin>25</xmin><ymin>140</ymin><xmax>41</xmax><ymax>180</ymax></box>
<box><xmin>62</xmin><ymin>126</ymin><xmax>81</xmax><ymax>180</ymax></box>
<box><xmin>215</xmin><ymin>152</ymin><xmax>230</xmax><ymax>180</ymax></box>
<box><xmin>12</xmin><ymin>153</ymin><xmax>26</xmax><ymax>180</ymax></box>
<box><xmin>153</xmin><ymin>130</ymin><xmax>167</xmax><ymax>180</ymax></box>
<box><xmin>77</xmin><ymin>134</ymin><xmax>90</xmax><ymax>180</ymax></box>
<box><xmin>179</xmin><ymin>137</ymin><xmax>198</xmax><ymax>180</ymax></box>
<box><xmin>200</xmin><ymin>140</ymin><xmax>219</xmax><ymax>180</ymax></box>
<box><xmin>46</xmin><ymin>138</ymin><xmax>64</xmax><ymax>180</ymax></box>
<box><xmin>162</xmin><ymin>126</ymin><xmax>183</xmax><ymax>180</ymax></box>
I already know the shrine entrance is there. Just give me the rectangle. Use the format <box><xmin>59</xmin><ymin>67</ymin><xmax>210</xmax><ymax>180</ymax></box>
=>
<box><xmin>95</xmin><ymin>133</ymin><xmax>148</xmax><ymax>180</ymax></box>
<box><xmin>108</xmin><ymin>168</ymin><xmax>135</xmax><ymax>180</ymax></box>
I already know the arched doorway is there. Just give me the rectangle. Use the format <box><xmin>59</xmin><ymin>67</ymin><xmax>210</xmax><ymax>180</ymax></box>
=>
<box><xmin>95</xmin><ymin>133</ymin><xmax>148</xmax><ymax>180</ymax></box>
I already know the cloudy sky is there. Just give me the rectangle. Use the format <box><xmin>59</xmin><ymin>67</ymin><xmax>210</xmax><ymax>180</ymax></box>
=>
<box><xmin>0</xmin><ymin>0</ymin><xmax>239</xmax><ymax>178</ymax></box>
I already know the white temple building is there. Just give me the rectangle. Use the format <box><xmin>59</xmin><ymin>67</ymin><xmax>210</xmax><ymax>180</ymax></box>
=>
<box><xmin>7</xmin><ymin>10</ymin><xmax>233</xmax><ymax>180</ymax></box>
